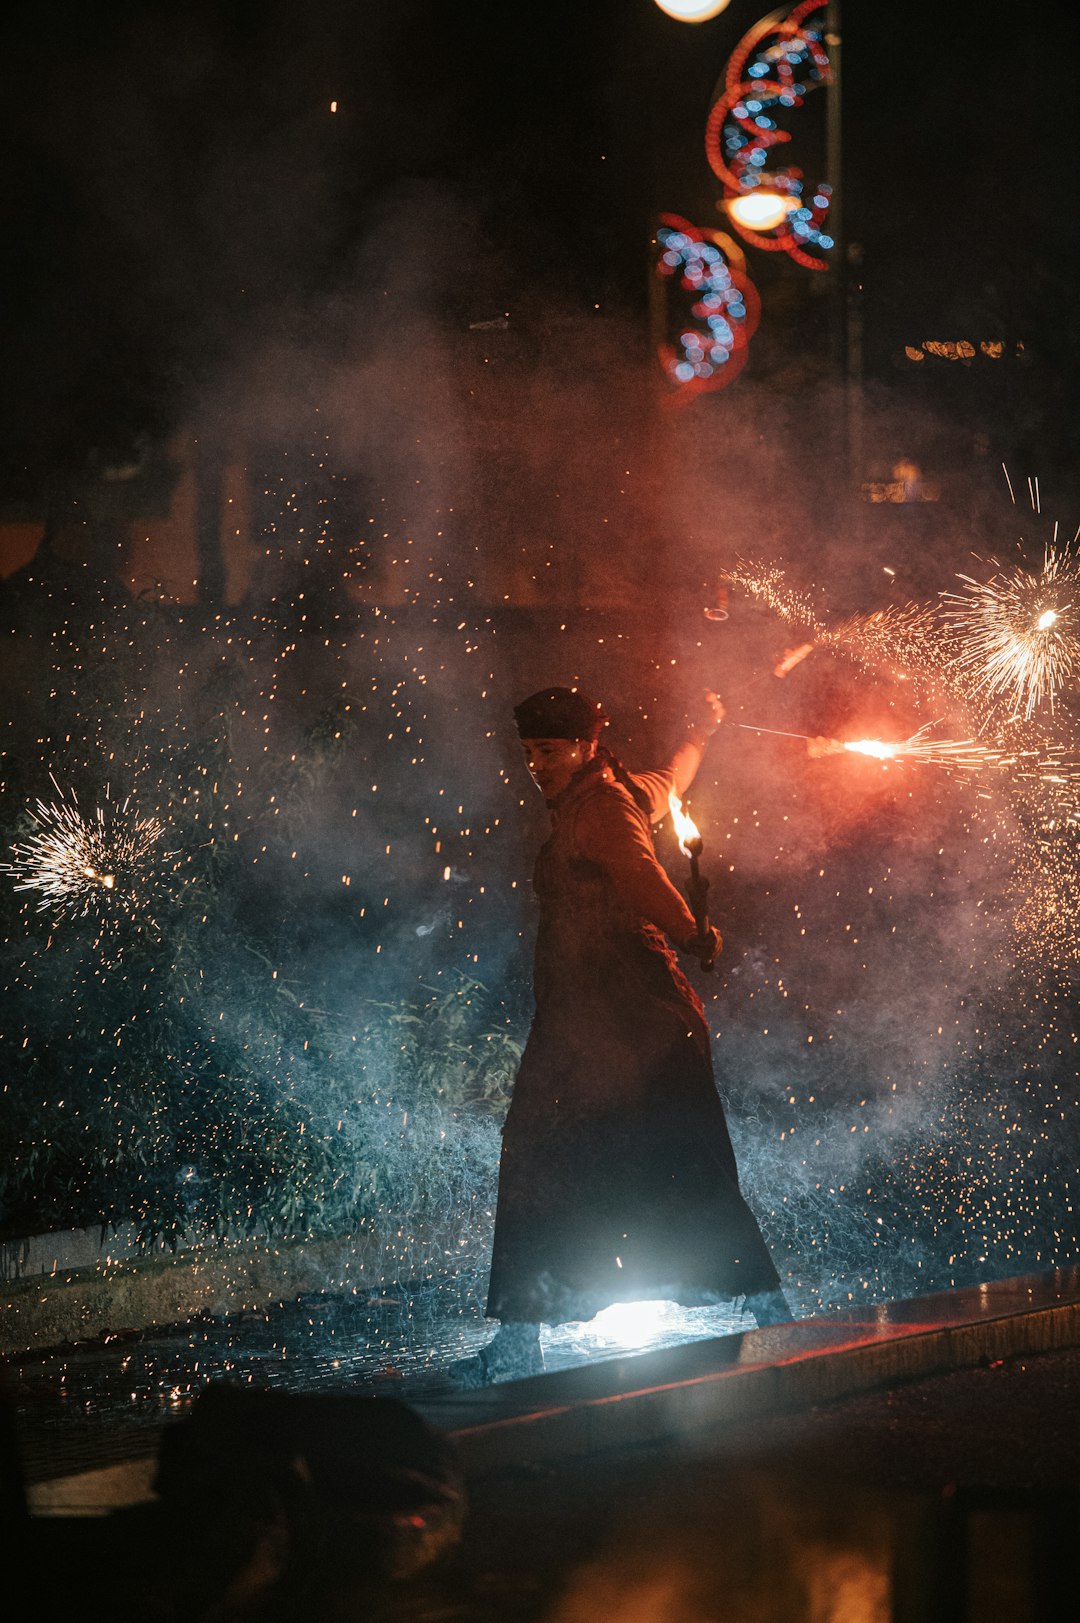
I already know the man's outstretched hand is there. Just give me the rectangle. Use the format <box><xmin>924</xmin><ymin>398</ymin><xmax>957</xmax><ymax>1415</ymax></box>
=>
<box><xmin>698</xmin><ymin>689</ymin><xmax>725</xmax><ymax>735</ymax></box>
<box><xmin>684</xmin><ymin>690</ymin><xmax>725</xmax><ymax>748</ymax></box>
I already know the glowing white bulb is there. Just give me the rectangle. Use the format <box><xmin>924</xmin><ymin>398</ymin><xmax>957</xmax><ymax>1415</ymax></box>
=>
<box><xmin>653</xmin><ymin>0</ymin><xmax>732</xmax><ymax>20</ymax></box>
<box><xmin>726</xmin><ymin>191</ymin><xmax>796</xmax><ymax>232</ymax></box>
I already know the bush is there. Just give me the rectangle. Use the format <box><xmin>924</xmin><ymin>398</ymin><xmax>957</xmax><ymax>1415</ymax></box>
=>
<box><xmin>0</xmin><ymin>586</ymin><xmax>522</xmax><ymax>1253</ymax></box>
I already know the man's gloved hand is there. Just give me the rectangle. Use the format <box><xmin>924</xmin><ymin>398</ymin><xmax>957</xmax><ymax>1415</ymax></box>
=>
<box><xmin>680</xmin><ymin>925</ymin><xmax>722</xmax><ymax>967</ymax></box>
<box><xmin>702</xmin><ymin>689</ymin><xmax>725</xmax><ymax>731</ymax></box>
<box><xmin>692</xmin><ymin>689</ymin><xmax>725</xmax><ymax>737</ymax></box>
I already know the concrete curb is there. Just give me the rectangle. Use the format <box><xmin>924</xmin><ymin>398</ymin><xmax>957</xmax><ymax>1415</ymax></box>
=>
<box><xmin>447</xmin><ymin>1296</ymin><xmax>1080</xmax><ymax>1475</ymax></box>
<box><xmin>1</xmin><ymin>1227</ymin><xmax>461</xmax><ymax>1355</ymax></box>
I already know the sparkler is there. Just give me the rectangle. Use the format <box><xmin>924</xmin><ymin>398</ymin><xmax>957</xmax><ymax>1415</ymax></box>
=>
<box><xmin>740</xmin><ymin>720</ymin><xmax>1041</xmax><ymax>779</ymax></box>
<box><xmin>940</xmin><ymin>546</ymin><xmax>1080</xmax><ymax>719</ymax></box>
<box><xmin>2</xmin><ymin>784</ymin><xmax>168</xmax><ymax>923</ymax></box>
<box><xmin>717</xmin><ymin>521</ymin><xmax>1080</xmax><ymax>990</ymax></box>
<box><xmin>838</xmin><ymin>730</ymin><xmax>1006</xmax><ymax>773</ymax></box>
<box><xmin>668</xmin><ymin>793</ymin><xmax>716</xmax><ymax>970</ymax></box>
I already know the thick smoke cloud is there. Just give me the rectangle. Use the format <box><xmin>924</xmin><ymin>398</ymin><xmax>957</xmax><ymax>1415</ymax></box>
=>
<box><xmin>2</xmin><ymin>1</ymin><xmax>1078</xmax><ymax>1322</ymax></box>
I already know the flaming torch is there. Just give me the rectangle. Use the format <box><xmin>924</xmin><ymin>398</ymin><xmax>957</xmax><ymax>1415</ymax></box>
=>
<box><xmin>668</xmin><ymin>793</ymin><xmax>716</xmax><ymax>971</ymax></box>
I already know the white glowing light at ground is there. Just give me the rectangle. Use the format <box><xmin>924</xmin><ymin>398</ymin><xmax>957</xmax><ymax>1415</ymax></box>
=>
<box><xmin>653</xmin><ymin>0</ymin><xmax>732</xmax><ymax>21</ymax></box>
<box><xmin>588</xmin><ymin>1299</ymin><xmax>683</xmax><ymax>1348</ymax></box>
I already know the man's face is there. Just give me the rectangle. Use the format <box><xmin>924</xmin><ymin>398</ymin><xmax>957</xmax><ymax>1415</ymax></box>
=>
<box><xmin>520</xmin><ymin>737</ymin><xmax>594</xmax><ymax>800</ymax></box>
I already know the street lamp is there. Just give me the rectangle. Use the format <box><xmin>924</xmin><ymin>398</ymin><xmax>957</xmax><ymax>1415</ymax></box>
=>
<box><xmin>653</xmin><ymin>0</ymin><xmax>732</xmax><ymax>20</ymax></box>
<box><xmin>722</xmin><ymin>191</ymin><xmax>797</xmax><ymax>232</ymax></box>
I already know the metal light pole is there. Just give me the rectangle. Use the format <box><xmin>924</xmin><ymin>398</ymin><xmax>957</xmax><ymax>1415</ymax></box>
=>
<box><xmin>825</xmin><ymin>2</ymin><xmax>864</xmax><ymax>513</ymax></box>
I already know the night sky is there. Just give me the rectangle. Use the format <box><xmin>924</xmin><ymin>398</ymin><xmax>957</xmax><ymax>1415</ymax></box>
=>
<box><xmin>3</xmin><ymin>0</ymin><xmax>1078</xmax><ymax>507</ymax></box>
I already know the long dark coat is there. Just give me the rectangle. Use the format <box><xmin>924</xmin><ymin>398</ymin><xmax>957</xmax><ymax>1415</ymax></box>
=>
<box><xmin>486</xmin><ymin>757</ymin><xmax>781</xmax><ymax>1325</ymax></box>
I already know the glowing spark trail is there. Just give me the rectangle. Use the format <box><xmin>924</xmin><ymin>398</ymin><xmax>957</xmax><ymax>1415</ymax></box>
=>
<box><xmin>755</xmin><ymin>723</ymin><xmax>1018</xmax><ymax>776</ymax></box>
<box><xmin>717</xmin><ymin>561</ymin><xmax>944</xmax><ymax>686</ymax></box>
<box><xmin>2</xmin><ymin>786</ymin><xmax>168</xmax><ymax>923</ymax></box>
<box><xmin>838</xmin><ymin>728</ymin><xmax>998</xmax><ymax>772</ymax></box>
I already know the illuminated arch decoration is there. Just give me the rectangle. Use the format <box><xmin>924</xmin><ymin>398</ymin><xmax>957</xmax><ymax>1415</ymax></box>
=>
<box><xmin>704</xmin><ymin>0</ymin><xmax>834</xmax><ymax>270</ymax></box>
<box><xmin>654</xmin><ymin>213</ymin><xmax>761</xmax><ymax>402</ymax></box>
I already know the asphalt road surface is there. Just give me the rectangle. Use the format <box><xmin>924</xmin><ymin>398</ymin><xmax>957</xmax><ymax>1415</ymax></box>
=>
<box><xmin>20</xmin><ymin>1338</ymin><xmax>1080</xmax><ymax>1622</ymax></box>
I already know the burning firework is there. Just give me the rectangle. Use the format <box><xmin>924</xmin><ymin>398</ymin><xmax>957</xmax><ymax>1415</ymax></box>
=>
<box><xmin>841</xmin><ymin>729</ymin><xmax>1011</xmax><ymax>773</ymax></box>
<box><xmin>799</xmin><ymin>725</ymin><xmax>1025</xmax><ymax>776</ymax></box>
<box><xmin>2</xmin><ymin>785</ymin><xmax>169</xmax><ymax>923</ymax></box>
<box><xmin>941</xmin><ymin>545</ymin><xmax>1080</xmax><ymax>719</ymax></box>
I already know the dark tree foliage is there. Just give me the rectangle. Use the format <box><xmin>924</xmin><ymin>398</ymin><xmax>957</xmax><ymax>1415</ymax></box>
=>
<box><xmin>0</xmin><ymin>574</ymin><xmax>519</xmax><ymax>1250</ymax></box>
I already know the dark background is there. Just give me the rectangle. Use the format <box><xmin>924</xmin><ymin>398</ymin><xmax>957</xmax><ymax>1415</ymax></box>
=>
<box><xmin>2</xmin><ymin>0</ymin><xmax>1076</xmax><ymax>521</ymax></box>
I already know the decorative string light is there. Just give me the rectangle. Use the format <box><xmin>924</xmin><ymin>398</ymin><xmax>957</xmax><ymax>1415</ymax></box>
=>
<box><xmin>654</xmin><ymin>214</ymin><xmax>760</xmax><ymax>399</ymax></box>
<box><xmin>705</xmin><ymin>0</ymin><xmax>834</xmax><ymax>269</ymax></box>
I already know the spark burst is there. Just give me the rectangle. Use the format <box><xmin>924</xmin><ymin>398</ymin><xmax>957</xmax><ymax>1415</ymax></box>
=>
<box><xmin>941</xmin><ymin>545</ymin><xmax>1080</xmax><ymax>719</ymax></box>
<box><xmin>2</xmin><ymin>786</ymin><xmax>168</xmax><ymax>923</ymax></box>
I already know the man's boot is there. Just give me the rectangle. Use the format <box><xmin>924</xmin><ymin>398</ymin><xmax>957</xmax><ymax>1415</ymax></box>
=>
<box><xmin>447</xmin><ymin>1322</ymin><xmax>544</xmax><ymax>1386</ymax></box>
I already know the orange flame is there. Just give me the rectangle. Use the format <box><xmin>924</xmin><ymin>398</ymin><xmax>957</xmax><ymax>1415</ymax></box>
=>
<box><xmin>668</xmin><ymin>792</ymin><xmax>701</xmax><ymax>854</ymax></box>
<box><xmin>843</xmin><ymin>738</ymin><xmax>899</xmax><ymax>760</ymax></box>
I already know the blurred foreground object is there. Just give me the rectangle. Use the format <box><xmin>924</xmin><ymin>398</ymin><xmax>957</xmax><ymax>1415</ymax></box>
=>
<box><xmin>152</xmin><ymin>1384</ymin><xmax>465</xmax><ymax>1614</ymax></box>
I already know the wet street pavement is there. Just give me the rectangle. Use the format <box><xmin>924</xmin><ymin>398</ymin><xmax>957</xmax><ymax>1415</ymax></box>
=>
<box><xmin>4</xmin><ymin>1274</ymin><xmax>749</xmax><ymax>1486</ymax></box>
<box><xmin>437</xmin><ymin>1338</ymin><xmax>1080</xmax><ymax>1623</ymax></box>
<box><xmin>10</xmin><ymin>1270</ymin><xmax>1080</xmax><ymax>1619</ymax></box>
<box><xmin>13</xmin><ymin>1320</ymin><xmax>1080</xmax><ymax>1621</ymax></box>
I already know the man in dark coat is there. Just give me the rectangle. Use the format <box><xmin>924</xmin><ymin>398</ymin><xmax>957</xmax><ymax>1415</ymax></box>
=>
<box><xmin>451</xmin><ymin>686</ymin><xmax>789</xmax><ymax>1384</ymax></box>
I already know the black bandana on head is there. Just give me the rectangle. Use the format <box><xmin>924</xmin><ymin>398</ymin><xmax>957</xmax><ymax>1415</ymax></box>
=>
<box><xmin>513</xmin><ymin>687</ymin><xmax>608</xmax><ymax>742</ymax></box>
